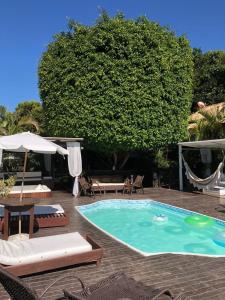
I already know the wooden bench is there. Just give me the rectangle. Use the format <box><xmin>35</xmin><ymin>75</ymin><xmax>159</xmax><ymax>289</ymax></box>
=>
<box><xmin>16</xmin><ymin>171</ymin><xmax>42</xmax><ymax>183</ymax></box>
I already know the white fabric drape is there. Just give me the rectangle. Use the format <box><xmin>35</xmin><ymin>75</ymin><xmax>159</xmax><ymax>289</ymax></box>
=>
<box><xmin>182</xmin><ymin>155</ymin><xmax>224</xmax><ymax>190</ymax></box>
<box><xmin>67</xmin><ymin>142</ymin><xmax>82</xmax><ymax>196</ymax></box>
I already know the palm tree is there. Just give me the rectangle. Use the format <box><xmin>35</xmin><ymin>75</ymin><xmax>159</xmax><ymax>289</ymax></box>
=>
<box><xmin>188</xmin><ymin>103</ymin><xmax>225</xmax><ymax>141</ymax></box>
<box><xmin>0</xmin><ymin>105</ymin><xmax>7</xmax><ymax>135</ymax></box>
<box><xmin>0</xmin><ymin>106</ymin><xmax>40</xmax><ymax>136</ymax></box>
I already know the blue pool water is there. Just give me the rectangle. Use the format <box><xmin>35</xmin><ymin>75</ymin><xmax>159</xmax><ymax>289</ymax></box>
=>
<box><xmin>76</xmin><ymin>199</ymin><xmax>225</xmax><ymax>256</ymax></box>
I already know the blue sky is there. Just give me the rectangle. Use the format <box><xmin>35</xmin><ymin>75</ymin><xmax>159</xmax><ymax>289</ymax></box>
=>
<box><xmin>1</xmin><ymin>0</ymin><xmax>225</xmax><ymax>111</ymax></box>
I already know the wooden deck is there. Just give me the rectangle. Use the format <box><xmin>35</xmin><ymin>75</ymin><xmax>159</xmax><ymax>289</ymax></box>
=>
<box><xmin>1</xmin><ymin>188</ymin><xmax>225</xmax><ymax>299</ymax></box>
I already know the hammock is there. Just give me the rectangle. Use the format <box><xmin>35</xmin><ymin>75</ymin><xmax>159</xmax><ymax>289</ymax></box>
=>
<box><xmin>182</xmin><ymin>155</ymin><xmax>225</xmax><ymax>190</ymax></box>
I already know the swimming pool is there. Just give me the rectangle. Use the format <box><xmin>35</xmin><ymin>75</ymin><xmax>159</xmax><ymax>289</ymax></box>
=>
<box><xmin>76</xmin><ymin>199</ymin><xmax>225</xmax><ymax>257</ymax></box>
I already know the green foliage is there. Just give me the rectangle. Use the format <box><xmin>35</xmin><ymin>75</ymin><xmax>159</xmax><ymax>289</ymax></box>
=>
<box><xmin>39</xmin><ymin>13</ymin><xmax>193</xmax><ymax>154</ymax></box>
<box><xmin>0</xmin><ymin>102</ymin><xmax>41</xmax><ymax>135</ymax></box>
<box><xmin>154</xmin><ymin>149</ymin><xmax>171</xmax><ymax>169</ymax></box>
<box><xmin>15</xmin><ymin>101</ymin><xmax>43</xmax><ymax>125</ymax></box>
<box><xmin>0</xmin><ymin>176</ymin><xmax>15</xmax><ymax>198</ymax></box>
<box><xmin>0</xmin><ymin>105</ymin><xmax>7</xmax><ymax>121</ymax></box>
<box><xmin>193</xmin><ymin>49</ymin><xmax>225</xmax><ymax>107</ymax></box>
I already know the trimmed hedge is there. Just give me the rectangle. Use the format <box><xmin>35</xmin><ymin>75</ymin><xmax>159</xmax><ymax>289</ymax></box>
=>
<box><xmin>39</xmin><ymin>14</ymin><xmax>193</xmax><ymax>152</ymax></box>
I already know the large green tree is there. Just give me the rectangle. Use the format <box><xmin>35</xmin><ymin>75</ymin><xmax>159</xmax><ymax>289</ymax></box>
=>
<box><xmin>193</xmin><ymin>49</ymin><xmax>225</xmax><ymax>108</ymax></box>
<box><xmin>39</xmin><ymin>13</ymin><xmax>193</xmax><ymax>169</ymax></box>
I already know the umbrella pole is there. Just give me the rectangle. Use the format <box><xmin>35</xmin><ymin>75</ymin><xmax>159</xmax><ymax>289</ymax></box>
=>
<box><xmin>19</xmin><ymin>150</ymin><xmax>28</xmax><ymax>237</ymax></box>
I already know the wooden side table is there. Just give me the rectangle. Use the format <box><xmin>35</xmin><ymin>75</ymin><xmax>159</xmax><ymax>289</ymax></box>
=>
<box><xmin>0</xmin><ymin>198</ymin><xmax>39</xmax><ymax>240</ymax></box>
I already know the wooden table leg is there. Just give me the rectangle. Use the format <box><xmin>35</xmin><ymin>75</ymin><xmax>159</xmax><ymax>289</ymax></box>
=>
<box><xmin>29</xmin><ymin>206</ymin><xmax>34</xmax><ymax>238</ymax></box>
<box><xmin>3</xmin><ymin>207</ymin><xmax>9</xmax><ymax>240</ymax></box>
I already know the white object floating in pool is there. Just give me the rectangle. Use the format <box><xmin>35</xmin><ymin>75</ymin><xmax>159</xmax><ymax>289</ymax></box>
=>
<box><xmin>153</xmin><ymin>214</ymin><xmax>168</xmax><ymax>223</ymax></box>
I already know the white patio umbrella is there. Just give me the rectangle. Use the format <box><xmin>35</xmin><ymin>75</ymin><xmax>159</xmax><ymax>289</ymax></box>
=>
<box><xmin>0</xmin><ymin>132</ymin><xmax>68</xmax><ymax>239</ymax></box>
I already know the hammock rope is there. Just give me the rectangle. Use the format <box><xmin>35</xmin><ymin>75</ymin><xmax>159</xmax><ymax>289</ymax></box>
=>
<box><xmin>182</xmin><ymin>155</ymin><xmax>225</xmax><ymax>190</ymax></box>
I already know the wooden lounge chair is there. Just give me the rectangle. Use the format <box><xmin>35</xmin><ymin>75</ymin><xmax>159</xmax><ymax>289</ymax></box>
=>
<box><xmin>0</xmin><ymin>204</ymin><xmax>69</xmax><ymax>232</ymax></box>
<box><xmin>80</xmin><ymin>176</ymin><xmax>125</xmax><ymax>195</ymax></box>
<box><xmin>79</xmin><ymin>177</ymin><xmax>95</xmax><ymax>196</ymax></box>
<box><xmin>92</xmin><ymin>182</ymin><xmax>124</xmax><ymax>194</ymax></box>
<box><xmin>124</xmin><ymin>175</ymin><xmax>144</xmax><ymax>194</ymax></box>
<box><xmin>0</xmin><ymin>266</ymin><xmax>56</xmax><ymax>299</ymax></box>
<box><xmin>64</xmin><ymin>271</ymin><xmax>185</xmax><ymax>299</ymax></box>
<box><xmin>0</xmin><ymin>232</ymin><xmax>103</xmax><ymax>276</ymax></box>
<box><xmin>123</xmin><ymin>177</ymin><xmax>133</xmax><ymax>194</ymax></box>
<box><xmin>133</xmin><ymin>175</ymin><xmax>144</xmax><ymax>193</ymax></box>
<box><xmin>0</xmin><ymin>266</ymin><xmax>85</xmax><ymax>300</ymax></box>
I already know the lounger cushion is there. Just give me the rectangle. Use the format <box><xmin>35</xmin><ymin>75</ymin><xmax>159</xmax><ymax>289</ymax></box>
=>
<box><xmin>0</xmin><ymin>204</ymin><xmax>64</xmax><ymax>217</ymax></box>
<box><xmin>0</xmin><ymin>232</ymin><xmax>92</xmax><ymax>266</ymax></box>
<box><xmin>10</xmin><ymin>184</ymin><xmax>51</xmax><ymax>194</ymax></box>
<box><xmin>92</xmin><ymin>183</ymin><xmax>124</xmax><ymax>187</ymax></box>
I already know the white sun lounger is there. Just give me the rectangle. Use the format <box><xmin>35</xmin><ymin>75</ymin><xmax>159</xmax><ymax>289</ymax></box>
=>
<box><xmin>9</xmin><ymin>184</ymin><xmax>52</xmax><ymax>198</ymax></box>
<box><xmin>0</xmin><ymin>204</ymin><xmax>69</xmax><ymax>231</ymax></box>
<box><xmin>0</xmin><ymin>204</ymin><xmax>65</xmax><ymax>217</ymax></box>
<box><xmin>0</xmin><ymin>232</ymin><xmax>103</xmax><ymax>276</ymax></box>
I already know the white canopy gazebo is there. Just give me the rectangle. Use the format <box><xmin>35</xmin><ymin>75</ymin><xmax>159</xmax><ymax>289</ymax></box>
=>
<box><xmin>0</xmin><ymin>132</ymin><xmax>82</xmax><ymax>197</ymax></box>
<box><xmin>0</xmin><ymin>132</ymin><xmax>82</xmax><ymax>238</ymax></box>
<box><xmin>178</xmin><ymin>139</ymin><xmax>225</xmax><ymax>191</ymax></box>
<box><xmin>0</xmin><ymin>132</ymin><xmax>68</xmax><ymax>238</ymax></box>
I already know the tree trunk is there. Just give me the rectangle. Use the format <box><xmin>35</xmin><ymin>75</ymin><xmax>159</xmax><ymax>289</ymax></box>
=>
<box><xmin>112</xmin><ymin>152</ymin><xmax>118</xmax><ymax>170</ymax></box>
<box><xmin>111</xmin><ymin>152</ymin><xmax>130</xmax><ymax>170</ymax></box>
<box><xmin>119</xmin><ymin>153</ymin><xmax>130</xmax><ymax>170</ymax></box>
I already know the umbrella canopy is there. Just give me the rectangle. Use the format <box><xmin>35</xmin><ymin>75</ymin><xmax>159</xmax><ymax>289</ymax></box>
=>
<box><xmin>0</xmin><ymin>132</ymin><xmax>68</xmax><ymax>155</ymax></box>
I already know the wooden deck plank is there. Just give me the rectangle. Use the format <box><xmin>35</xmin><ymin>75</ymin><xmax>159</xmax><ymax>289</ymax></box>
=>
<box><xmin>1</xmin><ymin>188</ymin><xmax>225</xmax><ymax>299</ymax></box>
